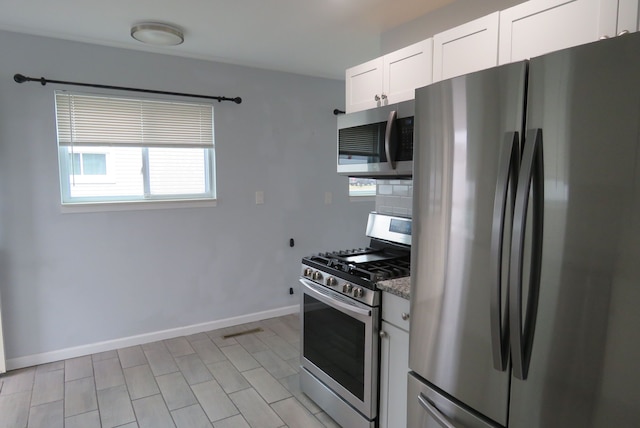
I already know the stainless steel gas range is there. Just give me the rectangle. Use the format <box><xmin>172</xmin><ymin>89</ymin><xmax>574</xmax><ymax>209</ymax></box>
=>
<box><xmin>299</xmin><ymin>212</ymin><xmax>411</xmax><ymax>428</ymax></box>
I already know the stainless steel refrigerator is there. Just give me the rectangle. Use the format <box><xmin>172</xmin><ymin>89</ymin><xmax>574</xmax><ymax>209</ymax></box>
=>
<box><xmin>408</xmin><ymin>32</ymin><xmax>640</xmax><ymax>428</ymax></box>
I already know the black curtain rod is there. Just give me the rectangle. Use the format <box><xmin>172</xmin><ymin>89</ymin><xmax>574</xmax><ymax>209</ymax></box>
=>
<box><xmin>13</xmin><ymin>73</ymin><xmax>242</xmax><ymax>104</ymax></box>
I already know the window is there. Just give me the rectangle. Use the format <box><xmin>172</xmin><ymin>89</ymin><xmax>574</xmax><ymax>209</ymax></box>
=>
<box><xmin>349</xmin><ymin>177</ymin><xmax>376</xmax><ymax>197</ymax></box>
<box><xmin>55</xmin><ymin>91</ymin><xmax>215</xmax><ymax>205</ymax></box>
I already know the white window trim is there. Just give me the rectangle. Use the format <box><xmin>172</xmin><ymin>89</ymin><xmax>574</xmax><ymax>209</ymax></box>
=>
<box><xmin>60</xmin><ymin>198</ymin><xmax>217</xmax><ymax>214</ymax></box>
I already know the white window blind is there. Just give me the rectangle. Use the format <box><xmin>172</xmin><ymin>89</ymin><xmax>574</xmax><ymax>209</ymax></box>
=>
<box><xmin>55</xmin><ymin>92</ymin><xmax>214</xmax><ymax>148</ymax></box>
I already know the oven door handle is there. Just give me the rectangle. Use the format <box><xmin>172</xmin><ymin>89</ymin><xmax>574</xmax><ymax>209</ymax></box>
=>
<box><xmin>300</xmin><ymin>278</ymin><xmax>372</xmax><ymax>319</ymax></box>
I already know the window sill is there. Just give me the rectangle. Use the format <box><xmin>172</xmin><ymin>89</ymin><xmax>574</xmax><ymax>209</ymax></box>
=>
<box><xmin>60</xmin><ymin>198</ymin><xmax>217</xmax><ymax>214</ymax></box>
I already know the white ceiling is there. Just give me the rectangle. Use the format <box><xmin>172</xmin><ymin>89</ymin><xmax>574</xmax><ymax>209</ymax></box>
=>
<box><xmin>0</xmin><ymin>0</ymin><xmax>456</xmax><ymax>80</ymax></box>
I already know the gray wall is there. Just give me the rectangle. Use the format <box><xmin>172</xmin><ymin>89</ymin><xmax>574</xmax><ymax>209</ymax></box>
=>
<box><xmin>0</xmin><ymin>30</ymin><xmax>374</xmax><ymax>361</ymax></box>
<box><xmin>381</xmin><ymin>0</ymin><xmax>527</xmax><ymax>54</ymax></box>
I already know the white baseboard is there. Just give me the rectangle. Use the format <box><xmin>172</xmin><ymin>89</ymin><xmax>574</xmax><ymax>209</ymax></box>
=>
<box><xmin>6</xmin><ymin>304</ymin><xmax>300</xmax><ymax>371</ymax></box>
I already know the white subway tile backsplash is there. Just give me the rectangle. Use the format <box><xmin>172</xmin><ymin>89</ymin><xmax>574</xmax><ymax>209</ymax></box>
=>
<box><xmin>378</xmin><ymin>206</ymin><xmax>394</xmax><ymax>215</ymax></box>
<box><xmin>378</xmin><ymin>185</ymin><xmax>393</xmax><ymax>195</ymax></box>
<box><xmin>392</xmin><ymin>207</ymin><xmax>409</xmax><ymax>216</ymax></box>
<box><xmin>393</xmin><ymin>185</ymin><xmax>410</xmax><ymax>196</ymax></box>
<box><xmin>375</xmin><ymin>179</ymin><xmax>413</xmax><ymax>218</ymax></box>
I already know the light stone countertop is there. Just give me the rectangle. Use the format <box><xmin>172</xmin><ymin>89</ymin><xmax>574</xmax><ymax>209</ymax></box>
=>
<box><xmin>377</xmin><ymin>276</ymin><xmax>410</xmax><ymax>300</ymax></box>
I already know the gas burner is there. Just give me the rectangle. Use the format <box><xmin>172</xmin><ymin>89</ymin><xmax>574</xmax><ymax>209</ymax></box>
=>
<box><xmin>303</xmin><ymin>245</ymin><xmax>410</xmax><ymax>286</ymax></box>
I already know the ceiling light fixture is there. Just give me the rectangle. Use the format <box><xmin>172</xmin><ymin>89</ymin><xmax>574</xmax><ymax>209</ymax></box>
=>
<box><xmin>131</xmin><ymin>22</ymin><xmax>184</xmax><ymax>46</ymax></box>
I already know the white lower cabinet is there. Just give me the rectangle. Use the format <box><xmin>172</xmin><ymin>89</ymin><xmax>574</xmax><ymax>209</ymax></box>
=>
<box><xmin>379</xmin><ymin>292</ymin><xmax>410</xmax><ymax>428</ymax></box>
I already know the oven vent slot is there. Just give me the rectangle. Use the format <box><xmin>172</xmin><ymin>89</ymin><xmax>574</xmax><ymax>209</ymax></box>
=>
<box><xmin>222</xmin><ymin>327</ymin><xmax>263</xmax><ymax>339</ymax></box>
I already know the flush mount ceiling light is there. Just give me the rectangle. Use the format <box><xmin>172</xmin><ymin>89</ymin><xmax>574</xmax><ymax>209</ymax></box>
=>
<box><xmin>131</xmin><ymin>22</ymin><xmax>184</xmax><ymax>46</ymax></box>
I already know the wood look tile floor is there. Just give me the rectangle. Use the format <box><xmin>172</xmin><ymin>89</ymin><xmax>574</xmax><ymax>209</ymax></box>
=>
<box><xmin>0</xmin><ymin>314</ymin><xmax>341</xmax><ymax>428</ymax></box>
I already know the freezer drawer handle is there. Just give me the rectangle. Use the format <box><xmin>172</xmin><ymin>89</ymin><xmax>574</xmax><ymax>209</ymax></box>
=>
<box><xmin>490</xmin><ymin>131</ymin><xmax>519</xmax><ymax>371</ymax></box>
<box><xmin>418</xmin><ymin>393</ymin><xmax>457</xmax><ymax>428</ymax></box>
<box><xmin>509</xmin><ymin>128</ymin><xmax>544</xmax><ymax>380</ymax></box>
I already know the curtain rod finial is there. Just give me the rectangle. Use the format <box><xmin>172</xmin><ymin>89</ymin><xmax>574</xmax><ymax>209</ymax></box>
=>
<box><xmin>14</xmin><ymin>74</ymin><xmax>27</xmax><ymax>83</ymax></box>
<box><xmin>234</xmin><ymin>97</ymin><xmax>242</xmax><ymax>104</ymax></box>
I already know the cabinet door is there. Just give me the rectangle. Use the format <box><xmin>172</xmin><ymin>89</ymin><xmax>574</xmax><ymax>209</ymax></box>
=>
<box><xmin>433</xmin><ymin>12</ymin><xmax>499</xmax><ymax>82</ymax></box>
<box><xmin>379</xmin><ymin>321</ymin><xmax>410</xmax><ymax>428</ymax></box>
<box><xmin>615</xmin><ymin>0</ymin><xmax>640</xmax><ymax>34</ymax></box>
<box><xmin>598</xmin><ymin>0</ymin><xmax>638</xmax><ymax>39</ymax></box>
<box><xmin>499</xmin><ymin>0</ymin><xmax>606</xmax><ymax>65</ymax></box>
<box><xmin>383</xmin><ymin>39</ymin><xmax>433</xmax><ymax>105</ymax></box>
<box><xmin>345</xmin><ymin>57</ymin><xmax>384</xmax><ymax>113</ymax></box>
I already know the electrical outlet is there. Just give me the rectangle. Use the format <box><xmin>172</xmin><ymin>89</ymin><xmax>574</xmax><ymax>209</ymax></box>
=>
<box><xmin>255</xmin><ymin>191</ymin><xmax>264</xmax><ymax>205</ymax></box>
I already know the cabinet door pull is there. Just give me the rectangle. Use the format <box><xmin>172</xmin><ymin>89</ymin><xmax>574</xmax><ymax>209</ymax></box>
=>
<box><xmin>401</xmin><ymin>312</ymin><xmax>410</xmax><ymax>321</ymax></box>
<box><xmin>380</xmin><ymin>330</ymin><xmax>388</xmax><ymax>338</ymax></box>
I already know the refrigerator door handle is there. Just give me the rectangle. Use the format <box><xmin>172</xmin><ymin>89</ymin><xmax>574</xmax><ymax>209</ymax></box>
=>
<box><xmin>509</xmin><ymin>128</ymin><xmax>544</xmax><ymax>380</ymax></box>
<box><xmin>384</xmin><ymin>110</ymin><xmax>398</xmax><ymax>169</ymax></box>
<box><xmin>490</xmin><ymin>131</ymin><xmax>519</xmax><ymax>371</ymax></box>
<box><xmin>417</xmin><ymin>393</ymin><xmax>458</xmax><ymax>428</ymax></box>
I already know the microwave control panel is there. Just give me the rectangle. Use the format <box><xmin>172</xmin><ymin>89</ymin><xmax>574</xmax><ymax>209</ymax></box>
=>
<box><xmin>397</xmin><ymin>116</ymin><xmax>414</xmax><ymax>161</ymax></box>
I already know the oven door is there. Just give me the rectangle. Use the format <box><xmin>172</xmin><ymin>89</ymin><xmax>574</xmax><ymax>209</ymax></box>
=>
<box><xmin>300</xmin><ymin>278</ymin><xmax>379</xmax><ymax>419</ymax></box>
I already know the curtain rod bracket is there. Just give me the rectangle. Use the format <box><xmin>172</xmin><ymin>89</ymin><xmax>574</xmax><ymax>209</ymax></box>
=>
<box><xmin>13</xmin><ymin>73</ymin><xmax>242</xmax><ymax>104</ymax></box>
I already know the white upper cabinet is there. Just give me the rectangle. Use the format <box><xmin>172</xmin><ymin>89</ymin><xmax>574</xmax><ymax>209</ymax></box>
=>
<box><xmin>382</xmin><ymin>40</ymin><xmax>433</xmax><ymax>106</ymax></box>
<box><xmin>617</xmin><ymin>0</ymin><xmax>640</xmax><ymax>33</ymax></box>
<box><xmin>432</xmin><ymin>12</ymin><xmax>500</xmax><ymax>82</ymax></box>
<box><xmin>498</xmin><ymin>0</ymin><xmax>623</xmax><ymax>65</ymax></box>
<box><xmin>345</xmin><ymin>57</ymin><xmax>384</xmax><ymax>113</ymax></box>
<box><xmin>599</xmin><ymin>0</ymin><xmax>640</xmax><ymax>38</ymax></box>
<box><xmin>345</xmin><ymin>39</ymin><xmax>432</xmax><ymax>113</ymax></box>
<box><xmin>345</xmin><ymin>0</ymin><xmax>639</xmax><ymax>110</ymax></box>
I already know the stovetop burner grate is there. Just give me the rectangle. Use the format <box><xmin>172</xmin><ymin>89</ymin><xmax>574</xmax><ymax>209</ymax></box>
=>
<box><xmin>303</xmin><ymin>247</ymin><xmax>410</xmax><ymax>283</ymax></box>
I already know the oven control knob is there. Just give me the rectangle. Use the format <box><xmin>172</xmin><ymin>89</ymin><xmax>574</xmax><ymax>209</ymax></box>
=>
<box><xmin>326</xmin><ymin>277</ymin><xmax>338</xmax><ymax>287</ymax></box>
<box><xmin>353</xmin><ymin>288</ymin><xmax>364</xmax><ymax>298</ymax></box>
<box><xmin>303</xmin><ymin>268</ymin><xmax>313</xmax><ymax>277</ymax></box>
<box><xmin>312</xmin><ymin>271</ymin><xmax>323</xmax><ymax>281</ymax></box>
<box><xmin>343</xmin><ymin>284</ymin><xmax>353</xmax><ymax>293</ymax></box>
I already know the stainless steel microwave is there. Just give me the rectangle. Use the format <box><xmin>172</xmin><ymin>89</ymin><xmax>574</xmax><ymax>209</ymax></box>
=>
<box><xmin>337</xmin><ymin>100</ymin><xmax>414</xmax><ymax>177</ymax></box>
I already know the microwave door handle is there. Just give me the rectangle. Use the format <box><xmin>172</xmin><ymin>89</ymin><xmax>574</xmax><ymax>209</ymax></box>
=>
<box><xmin>384</xmin><ymin>110</ymin><xmax>398</xmax><ymax>169</ymax></box>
